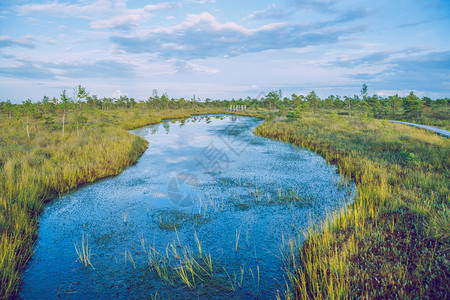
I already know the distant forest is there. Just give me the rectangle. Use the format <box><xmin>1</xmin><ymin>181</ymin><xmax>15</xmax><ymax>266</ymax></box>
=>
<box><xmin>1</xmin><ymin>85</ymin><xmax>449</xmax><ymax>123</ymax></box>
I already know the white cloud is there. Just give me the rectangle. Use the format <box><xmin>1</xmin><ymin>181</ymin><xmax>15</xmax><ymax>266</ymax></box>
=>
<box><xmin>0</xmin><ymin>35</ymin><xmax>35</xmax><ymax>48</ymax></box>
<box><xmin>186</xmin><ymin>62</ymin><xmax>220</xmax><ymax>74</ymax></box>
<box><xmin>16</xmin><ymin>0</ymin><xmax>118</xmax><ymax>18</ymax></box>
<box><xmin>162</xmin><ymin>43</ymin><xmax>186</xmax><ymax>50</ymax></box>
<box><xmin>245</xmin><ymin>4</ymin><xmax>292</xmax><ymax>20</ymax></box>
<box><xmin>17</xmin><ymin>1</ymin><xmax>176</xmax><ymax>27</ymax></box>
<box><xmin>185</xmin><ymin>0</ymin><xmax>216</xmax><ymax>3</ymax></box>
<box><xmin>110</xmin><ymin>11</ymin><xmax>353</xmax><ymax>60</ymax></box>
<box><xmin>139</xmin><ymin>12</ymin><xmax>285</xmax><ymax>36</ymax></box>
<box><xmin>90</xmin><ymin>14</ymin><xmax>142</xmax><ymax>29</ymax></box>
<box><xmin>2</xmin><ymin>0</ymin><xmax>449</xmax><ymax>101</ymax></box>
<box><xmin>143</xmin><ymin>3</ymin><xmax>175</xmax><ymax>12</ymax></box>
<box><xmin>141</xmin><ymin>11</ymin><xmax>252</xmax><ymax>35</ymax></box>
<box><xmin>291</xmin><ymin>0</ymin><xmax>337</xmax><ymax>14</ymax></box>
<box><xmin>112</xmin><ymin>89</ymin><xmax>127</xmax><ymax>98</ymax></box>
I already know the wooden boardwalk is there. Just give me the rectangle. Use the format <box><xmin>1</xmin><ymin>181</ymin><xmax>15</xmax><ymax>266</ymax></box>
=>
<box><xmin>389</xmin><ymin>120</ymin><xmax>450</xmax><ymax>138</ymax></box>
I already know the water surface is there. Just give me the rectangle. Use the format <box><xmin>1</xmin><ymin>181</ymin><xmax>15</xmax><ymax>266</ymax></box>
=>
<box><xmin>20</xmin><ymin>115</ymin><xmax>354</xmax><ymax>299</ymax></box>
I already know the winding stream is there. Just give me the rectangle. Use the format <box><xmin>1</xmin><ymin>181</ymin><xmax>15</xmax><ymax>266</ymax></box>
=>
<box><xmin>19</xmin><ymin>115</ymin><xmax>354</xmax><ymax>299</ymax></box>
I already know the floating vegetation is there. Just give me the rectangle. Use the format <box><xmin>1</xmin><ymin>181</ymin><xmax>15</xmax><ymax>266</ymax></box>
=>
<box><xmin>226</xmin><ymin>184</ymin><xmax>324</xmax><ymax>210</ymax></box>
<box><xmin>155</xmin><ymin>209</ymin><xmax>212</xmax><ymax>231</ymax></box>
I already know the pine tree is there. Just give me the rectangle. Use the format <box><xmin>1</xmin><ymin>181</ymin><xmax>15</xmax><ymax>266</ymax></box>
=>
<box><xmin>403</xmin><ymin>91</ymin><xmax>423</xmax><ymax>120</ymax></box>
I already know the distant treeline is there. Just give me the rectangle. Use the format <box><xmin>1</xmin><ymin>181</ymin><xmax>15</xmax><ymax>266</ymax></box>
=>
<box><xmin>1</xmin><ymin>85</ymin><xmax>449</xmax><ymax>120</ymax></box>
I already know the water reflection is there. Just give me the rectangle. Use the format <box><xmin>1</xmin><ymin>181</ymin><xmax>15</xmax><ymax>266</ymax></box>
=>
<box><xmin>162</xmin><ymin>122</ymin><xmax>170</xmax><ymax>134</ymax></box>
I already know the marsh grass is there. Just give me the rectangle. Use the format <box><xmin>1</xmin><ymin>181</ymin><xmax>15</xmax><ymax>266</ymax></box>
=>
<box><xmin>2</xmin><ymin>106</ymin><xmax>448</xmax><ymax>298</ymax></box>
<box><xmin>0</xmin><ymin>107</ymin><xmax>226</xmax><ymax>299</ymax></box>
<box><xmin>141</xmin><ymin>230</ymin><xmax>265</xmax><ymax>297</ymax></box>
<box><xmin>144</xmin><ymin>235</ymin><xmax>233</xmax><ymax>294</ymax></box>
<box><xmin>255</xmin><ymin>113</ymin><xmax>449</xmax><ymax>298</ymax></box>
<box><xmin>276</xmin><ymin>189</ymin><xmax>318</xmax><ymax>207</ymax></box>
<box><xmin>235</xmin><ymin>226</ymin><xmax>242</xmax><ymax>252</ymax></box>
<box><xmin>74</xmin><ymin>233</ymin><xmax>93</xmax><ymax>268</ymax></box>
<box><xmin>124</xmin><ymin>249</ymin><xmax>136</xmax><ymax>269</ymax></box>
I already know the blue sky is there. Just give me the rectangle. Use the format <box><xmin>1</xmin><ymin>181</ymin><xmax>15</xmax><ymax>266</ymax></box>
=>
<box><xmin>1</xmin><ymin>0</ymin><xmax>449</xmax><ymax>102</ymax></box>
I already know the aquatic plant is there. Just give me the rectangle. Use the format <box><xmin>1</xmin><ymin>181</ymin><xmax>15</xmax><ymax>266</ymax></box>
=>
<box><xmin>74</xmin><ymin>233</ymin><xmax>93</xmax><ymax>268</ymax></box>
<box><xmin>144</xmin><ymin>235</ymin><xmax>230</xmax><ymax>292</ymax></box>
<box><xmin>125</xmin><ymin>249</ymin><xmax>136</xmax><ymax>269</ymax></box>
<box><xmin>235</xmin><ymin>226</ymin><xmax>241</xmax><ymax>252</ymax></box>
<box><xmin>156</xmin><ymin>209</ymin><xmax>212</xmax><ymax>231</ymax></box>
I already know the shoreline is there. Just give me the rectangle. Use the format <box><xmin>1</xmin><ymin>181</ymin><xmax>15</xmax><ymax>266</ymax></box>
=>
<box><xmin>2</xmin><ymin>109</ymin><xmax>448</xmax><ymax>299</ymax></box>
<box><xmin>1</xmin><ymin>109</ymin><xmax>227</xmax><ymax>299</ymax></box>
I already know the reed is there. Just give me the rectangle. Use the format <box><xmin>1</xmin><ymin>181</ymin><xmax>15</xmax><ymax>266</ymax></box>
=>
<box><xmin>194</xmin><ymin>231</ymin><xmax>202</xmax><ymax>258</ymax></box>
<box><xmin>74</xmin><ymin>233</ymin><xmax>93</xmax><ymax>268</ymax></box>
<box><xmin>145</xmin><ymin>234</ymin><xmax>227</xmax><ymax>292</ymax></box>
<box><xmin>235</xmin><ymin>226</ymin><xmax>241</xmax><ymax>252</ymax></box>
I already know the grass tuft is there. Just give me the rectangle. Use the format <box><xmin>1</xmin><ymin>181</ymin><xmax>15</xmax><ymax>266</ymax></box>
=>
<box><xmin>74</xmin><ymin>233</ymin><xmax>93</xmax><ymax>269</ymax></box>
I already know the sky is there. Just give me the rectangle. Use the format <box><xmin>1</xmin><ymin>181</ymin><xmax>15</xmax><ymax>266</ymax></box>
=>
<box><xmin>1</xmin><ymin>0</ymin><xmax>450</xmax><ymax>103</ymax></box>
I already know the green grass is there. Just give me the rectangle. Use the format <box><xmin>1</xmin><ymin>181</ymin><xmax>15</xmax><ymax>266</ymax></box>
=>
<box><xmin>0</xmin><ymin>107</ymin><xmax>226</xmax><ymax>299</ymax></box>
<box><xmin>143</xmin><ymin>232</ymin><xmax>262</xmax><ymax>296</ymax></box>
<box><xmin>395</xmin><ymin>105</ymin><xmax>450</xmax><ymax>130</ymax></box>
<box><xmin>254</xmin><ymin>112</ymin><xmax>449</xmax><ymax>299</ymax></box>
<box><xmin>145</xmin><ymin>235</ymin><xmax>231</xmax><ymax>293</ymax></box>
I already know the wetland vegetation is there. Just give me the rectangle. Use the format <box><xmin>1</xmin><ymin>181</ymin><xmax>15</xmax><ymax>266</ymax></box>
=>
<box><xmin>256</xmin><ymin>114</ymin><xmax>449</xmax><ymax>299</ymax></box>
<box><xmin>0</xmin><ymin>86</ymin><xmax>448</xmax><ymax>299</ymax></box>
